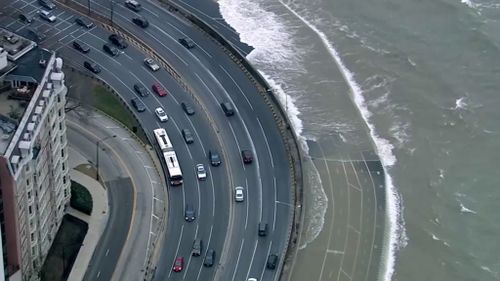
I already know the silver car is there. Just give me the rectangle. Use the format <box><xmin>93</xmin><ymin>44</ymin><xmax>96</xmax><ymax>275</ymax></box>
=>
<box><xmin>196</xmin><ymin>164</ymin><xmax>206</xmax><ymax>180</ymax></box>
<box><xmin>235</xmin><ymin>186</ymin><xmax>244</xmax><ymax>202</ymax></box>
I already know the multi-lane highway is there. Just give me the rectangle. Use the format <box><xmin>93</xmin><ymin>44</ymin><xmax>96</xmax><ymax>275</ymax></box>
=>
<box><xmin>0</xmin><ymin>0</ymin><xmax>294</xmax><ymax>280</ymax></box>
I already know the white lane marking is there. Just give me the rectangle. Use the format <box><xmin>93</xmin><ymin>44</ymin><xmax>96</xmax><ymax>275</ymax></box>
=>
<box><xmin>218</xmin><ymin>64</ymin><xmax>254</xmax><ymax>110</ymax></box>
<box><xmin>143</xmin><ymin>7</ymin><xmax>159</xmax><ymax>17</ymax></box>
<box><xmin>196</xmin><ymin>224</ymin><xmax>214</xmax><ymax>280</ymax></box>
<box><xmin>105</xmin><ymin>249</ymin><xmax>110</xmax><ymax>256</ymax></box>
<box><xmin>257</xmin><ymin>117</ymin><xmax>274</xmax><ymax>168</ymax></box>
<box><xmin>230</xmin><ymin>239</ymin><xmax>245</xmax><ymax>281</ymax></box>
<box><xmin>167</xmin><ymin>224</ymin><xmax>184</xmax><ymax>278</ymax></box>
<box><xmin>244</xmin><ymin>177</ymin><xmax>249</xmax><ymax>229</ymax></box>
<box><xmin>245</xmin><ymin>240</ymin><xmax>259</xmax><ymax>281</ymax></box>
<box><xmin>186</xmin><ymin>117</ymin><xmax>207</xmax><ymax>156</ymax></box>
<box><xmin>96</xmin><ymin>271</ymin><xmax>101</xmax><ymax>278</ymax></box>
<box><xmin>273</xmin><ymin>176</ymin><xmax>277</xmax><ymax>232</ymax></box>
<box><xmin>259</xmin><ymin>241</ymin><xmax>273</xmax><ymax>281</ymax></box>
<box><xmin>147</xmin><ymin>27</ymin><xmax>188</xmax><ymax>66</ymax></box>
<box><xmin>194</xmin><ymin>73</ymin><xmax>220</xmax><ymax>104</ymax></box>
<box><xmin>208</xmin><ymin>165</ymin><xmax>216</xmax><ymax>217</ymax></box>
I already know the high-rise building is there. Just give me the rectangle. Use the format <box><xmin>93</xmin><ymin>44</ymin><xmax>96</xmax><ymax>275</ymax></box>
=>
<box><xmin>0</xmin><ymin>30</ymin><xmax>70</xmax><ymax>281</ymax></box>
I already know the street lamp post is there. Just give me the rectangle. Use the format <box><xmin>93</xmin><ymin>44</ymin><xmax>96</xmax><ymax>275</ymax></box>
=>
<box><xmin>87</xmin><ymin>0</ymin><xmax>91</xmax><ymax>14</ymax></box>
<box><xmin>96</xmin><ymin>135</ymin><xmax>117</xmax><ymax>182</ymax></box>
<box><xmin>110</xmin><ymin>0</ymin><xmax>115</xmax><ymax>26</ymax></box>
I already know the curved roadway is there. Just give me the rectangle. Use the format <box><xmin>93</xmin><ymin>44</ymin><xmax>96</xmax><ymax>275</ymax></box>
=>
<box><xmin>1</xmin><ymin>1</ymin><xmax>293</xmax><ymax>280</ymax></box>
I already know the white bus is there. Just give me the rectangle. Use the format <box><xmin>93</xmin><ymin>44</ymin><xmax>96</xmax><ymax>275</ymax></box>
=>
<box><xmin>153</xmin><ymin>128</ymin><xmax>183</xmax><ymax>186</ymax></box>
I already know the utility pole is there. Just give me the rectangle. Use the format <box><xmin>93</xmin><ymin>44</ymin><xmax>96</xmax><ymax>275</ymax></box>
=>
<box><xmin>110</xmin><ymin>0</ymin><xmax>115</xmax><ymax>26</ymax></box>
<box><xmin>87</xmin><ymin>0</ymin><xmax>91</xmax><ymax>14</ymax></box>
<box><xmin>96</xmin><ymin>135</ymin><xmax>116</xmax><ymax>181</ymax></box>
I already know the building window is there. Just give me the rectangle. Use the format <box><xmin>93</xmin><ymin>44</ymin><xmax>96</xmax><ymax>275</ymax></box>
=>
<box><xmin>62</xmin><ymin>163</ymin><xmax>65</xmax><ymax>171</ymax></box>
<box><xmin>29</xmin><ymin>206</ymin><xmax>32</xmax><ymax>214</ymax></box>
<box><xmin>28</xmin><ymin>191</ymin><xmax>31</xmax><ymax>199</ymax></box>
<box><xmin>26</xmin><ymin>179</ymin><xmax>30</xmax><ymax>186</ymax></box>
<box><xmin>30</xmin><ymin>233</ymin><xmax>34</xmax><ymax>241</ymax></box>
<box><xmin>57</xmin><ymin>94</ymin><xmax>61</xmax><ymax>103</ymax></box>
<box><xmin>61</xmin><ymin>149</ymin><xmax>64</xmax><ymax>158</ymax></box>
<box><xmin>58</xmin><ymin>109</ymin><xmax>62</xmax><ymax>117</ymax></box>
<box><xmin>59</xmin><ymin>122</ymin><xmax>62</xmax><ymax>131</ymax></box>
<box><xmin>64</xmin><ymin>188</ymin><xmax>68</xmax><ymax>197</ymax></box>
<box><xmin>63</xmin><ymin>176</ymin><xmax>66</xmax><ymax>185</ymax></box>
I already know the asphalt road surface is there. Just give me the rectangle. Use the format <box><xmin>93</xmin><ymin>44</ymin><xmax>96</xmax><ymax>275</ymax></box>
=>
<box><xmin>0</xmin><ymin>1</ymin><xmax>294</xmax><ymax>280</ymax></box>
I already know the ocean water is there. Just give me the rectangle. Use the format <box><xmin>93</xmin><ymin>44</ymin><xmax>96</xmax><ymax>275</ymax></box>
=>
<box><xmin>218</xmin><ymin>0</ymin><xmax>500</xmax><ymax>280</ymax></box>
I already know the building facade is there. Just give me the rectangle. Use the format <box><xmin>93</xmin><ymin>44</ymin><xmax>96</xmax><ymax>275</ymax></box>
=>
<box><xmin>0</xmin><ymin>49</ymin><xmax>70</xmax><ymax>280</ymax></box>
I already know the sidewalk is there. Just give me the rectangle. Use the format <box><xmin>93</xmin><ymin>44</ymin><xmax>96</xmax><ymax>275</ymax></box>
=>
<box><xmin>66</xmin><ymin>146</ymin><xmax>109</xmax><ymax>281</ymax></box>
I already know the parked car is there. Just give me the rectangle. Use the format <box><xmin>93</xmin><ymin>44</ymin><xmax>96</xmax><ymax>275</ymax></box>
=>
<box><xmin>131</xmin><ymin>98</ymin><xmax>146</xmax><ymax>112</ymax></box>
<box><xmin>75</xmin><ymin>17</ymin><xmax>94</xmax><ymax>28</ymax></box>
<box><xmin>203</xmin><ymin>249</ymin><xmax>215</xmax><ymax>267</ymax></box>
<box><xmin>172</xmin><ymin>256</ymin><xmax>184</xmax><ymax>272</ymax></box>
<box><xmin>196</xmin><ymin>164</ymin><xmax>206</xmax><ymax>180</ymax></box>
<box><xmin>144</xmin><ymin>58</ymin><xmax>160</xmax><ymax>71</ymax></box>
<box><xmin>192</xmin><ymin>239</ymin><xmax>203</xmax><ymax>256</ymax></box>
<box><xmin>132</xmin><ymin>16</ymin><xmax>149</xmax><ymax>28</ymax></box>
<box><xmin>185</xmin><ymin>204</ymin><xmax>195</xmax><ymax>222</ymax></box>
<box><xmin>103</xmin><ymin>44</ymin><xmax>120</xmax><ymax>56</ymax></box>
<box><xmin>181</xmin><ymin>102</ymin><xmax>195</xmax><ymax>115</ymax></box>
<box><xmin>108</xmin><ymin>34</ymin><xmax>128</xmax><ymax>49</ymax></box>
<box><xmin>38</xmin><ymin>0</ymin><xmax>56</xmax><ymax>10</ymax></box>
<box><xmin>155</xmin><ymin>107</ymin><xmax>168</xmax><ymax>122</ymax></box>
<box><xmin>235</xmin><ymin>186</ymin><xmax>244</xmax><ymax>202</ymax></box>
<box><xmin>27</xmin><ymin>28</ymin><xmax>46</xmax><ymax>42</ymax></box>
<box><xmin>125</xmin><ymin>0</ymin><xmax>142</xmax><ymax>12</ymax></box>
<box><xmin>178</xmin><ymin>37</ymin><xmax>195</xmax><ymax>49</ymax></box>
<box><xmin>19</xmin><ymin>13</ymin><xmax>33</xmax><ymax>23</ymax></box>
<box><xmin>152</xmin><ymin>83</ymin><xmax>167</xmax><ymax>97</ymax></box>
<box><xmin>133</xmin><ymin>84</ymin><xmax>149</xmax><ymax>97</ymax></box>
<box><xmin>83</xmin><ymin>61</ymin><xmax>101</xmax><ymax>74</ymax></box>
<box><xmin>209</xmin><ymin>150</ymin><xmax>221</xmax><ymax>166</ymax></box>
<box><xmin>38</xmin><ymin>10</ymin><xmax>56</xmax><ymax>23</ymax></box>
<box><xmin>73</xmin><ymin>40</ymin><xmax>90</xmax><ymax>53</ymax></box>
<box><xmin>241</xmin><ymin>150</ymin><xmax>253</xmax><ymax>164</ymax></box>
<box><xmin>182</xmin><ymin>129</ymin><xmax>194</xmax><ymax>144</ymax></box>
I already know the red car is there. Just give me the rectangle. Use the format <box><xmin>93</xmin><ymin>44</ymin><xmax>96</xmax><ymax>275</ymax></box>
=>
<box><xmin>152</xmin><ymin>83</ymin><xmax>168</xmax><ymax>97</ymax></box>
<box><xmin>172</xmin><ymin>256</ymin><xmax>184</xmax><ymax>272</ymax></box>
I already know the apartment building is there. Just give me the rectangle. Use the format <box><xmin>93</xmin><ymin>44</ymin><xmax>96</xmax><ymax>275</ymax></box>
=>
<box><xmin>0</xmin><ymin>30</ymin><xmax>70</xmax><ymax>281</ymax></box>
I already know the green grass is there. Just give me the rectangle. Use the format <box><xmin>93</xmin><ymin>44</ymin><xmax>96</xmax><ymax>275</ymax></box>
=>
<box><xmin>40</xmin><ymin>215</ymin><xmax>88</xmax><ymax>281</ymax></box>
<box><xmin>70</xmin><ymin>181</ymin><xmax>93</xmax><ymax>215</ymax></box>
<box><xmin>92</xmin><ymin>85</ymin><xmax>148</xmax><ymax>143</ymax></box>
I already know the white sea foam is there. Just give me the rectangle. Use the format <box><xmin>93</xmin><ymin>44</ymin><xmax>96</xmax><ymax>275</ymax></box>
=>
<box><xmin>275</xmin><ymin>4</ymin><xmax>406</xmax><ymax>281</ymax></box>
<box><xmin>461</xmin><ymin>0</ymin><xmax>478</xmax><ymax>9</ymax></box>
<box><xmin>459</xmin><ymin>202</ymin><xmax>477</xmax><ymax>214</ymax></box>
<box><xmin>454</xmin><ymin>97</ymin><xmax>468</xmax><ymax>110</ymax></box>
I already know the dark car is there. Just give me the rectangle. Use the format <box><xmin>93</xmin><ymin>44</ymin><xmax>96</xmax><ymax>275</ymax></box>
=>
<box><xmin>131</xmin><ymin>98</ymin><xmax>146</xmax><ymax>112</ymax></box>
<box><xmin>83</xmin><ymin>61</ymin><xmax>101</xmax><ymax>74</ymax></box>
<box><xmin>266</xmin><ymin>254</ymin><xmax>278</xmax><ymax>270</ymax></box>
<box><xmin>19</xmin><ymin>13</ymin><xmax>33</xmax><ymax>23</ymax></box>
<box><xmin>73</xmin><ymin>40</ymin><xmax>90</xmax><ymax>53</ymax></box>
<box><xmin>108</xmin><ymin>34</ymin><xmax>128</xmax><ymax>49</ymax></box>
<box><xmin>241</xmin><ymin>150</ymin><xmax>253</xmax><ymax>164</ymax></box>
<box><xmin>133</xmin><ymin>84</ymin><xmax>149</xmax><ymax>97</ymax></box>
<box><xmin>220</xmin><ymin>101</ymin><xmax>234</xmax><ymax>116</ymax></box>
<box><xmin>258</xmin><ymin>222</ymin><xmax>268</xmax><ymax>237</ymax></box>
<box><xmin>209</xmin><ymin>150</ymin><xmax>221</xmax><ymax>166</ymax></box>
<box><xmin>38</xmin><ymin>0</ymin><xmax>56</xmax><ymax>10</ymax></box>
<box><xmin>178</xmin><ymin>37</ymin><xmax>195</xmax><ymax>49</ymax></box>
<box><xmin>185</xmin><ymin>204</ymin><xmax>196</xmax><ymax>222</ymax></box>
<box><xmin>27</xmin><ymin>28</ymin><xmax>46</xmax><ymax>42</ymax></box>
<box><xmin>192</xmin><ymin>239</ymin><xmax>203</xmax><ymax>256</ymax></box>
<box><xmin>132</xmin><ymin>16</ymin><xmax>149</xmax><ymax>28</ymax></box>
<box><xmin>125</xmin><ymin>0</ymin><xmax>142</xmax><ymax>11</ymax></box>
<box><xmin>203</xmin><ymin>249</ymin><xmax>215</xmax><ymax>267</ymax></box>
<box><xmin>75</xmin><ymin>17</ymin><xmax>94</xmax><ymax>28</ymax></box>
<box><xmin>182</xmin><ymin>129</ymin><xmax>194</xmax><ymax>144</ymax></box>
<box><xmin>181</xmin><ymin>102</ymin><xmax>195</xmax><ymax>115</ymax></box>
<box><xmin>103</xmin><ymin>44</ymin><xmax>120</xmax><ymax>56</ymax></box>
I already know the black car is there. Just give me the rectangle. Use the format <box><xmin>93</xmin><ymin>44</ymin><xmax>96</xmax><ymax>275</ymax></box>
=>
<box><xmin>221</xmin><ymin>101</ymin><xmax>234</xmax><ymax>116</ymax></box>
<box><xmin>125</xmin><ymin>0</ymin><xmax>142</xmax><ymax>11</ymax></box>
<box><xmin>132</xmin><ymin>16</ymin><xmax>149</xmax><ymax>28</ymax></box>
<box><xmin>109</xmin><ymin>34</ymin><xmax>128</xmax><ymax>49</ymax></box>
<box><xmin>75</xmin><ymin>17</ymin><xmax>94</xmax><ymax>28</ymax></box>
<box><xmin>131</xmin><ymin>98</ymin><xmax>146</xmax><ymax>112</ymax></box>
<box><xmin>209</xmin><ymin>150</ymin><xmax>221</xmax><ymax>166</ymax></box>
<box><xmin>258</xmin><ymin>222</ymin><xmax>268</xmax><ymax>237</ymax></box>
<box><xmin>241</xmin><ymin>150</ymin><xmax>253</xmax><ymax>164</ymax></box>
<box><xmin>182</xmin><ymin>129</ymin><xmax>194</xmax><ymax>144</ymax></box>
<box><xmin>133</xmin><ymin>84</ymin><xmax>149</xmax><ymax>97</ymax></box>
<box><xmin>266</xmin><ymin>254</ymin><xmax>278</xmax><ymax>270</ymax></box>
<box><xmin>27</xmin><ymin>28</ymin><xmax>46</xmax><ymax>42</ymax></box>
<box><xmin>73</xmin><ymin>40</ymin><xmax>90</xmax><ymax>53</ymax></box>
<box><xmin>103</xmin><ymin>44</ymin><xmax>120</xmax><ymax>56</ymax></box>
<box><xmin>19</xmin><ymin>13</ymin><xmax>33</xmax><ymax>23</ymax></box>
<box><xmin>178</xmin><ymin>37</ymin><xmax>195</xmax><ymax>49</ymax></box>
<box><xmin>181</xmin><ymin>102</ymin><xmax>195</xmax><ymax>115</ymax></box>
<box><xmin>203</xmin><ymin>249</ymin><xmax>215</xmax><ymax>267</ymax></box>
<box><xmin>192</xmin><ymin>239</ymin><xmax>203</xmax><ymax>257</ymax></box>
<box><xmin>83</xmin><ymin>61</ymin><xmax>101</xmax><ymax>74</ymax></box>
<box><xmin>185</xmin><ymin>204</ymin><xmax>195</xmax><ymax>222</ymax></box>
<box><xmin>38</xmin><ymin>0</ymin><xmax>56</xmax><ymax>10</ymax></box>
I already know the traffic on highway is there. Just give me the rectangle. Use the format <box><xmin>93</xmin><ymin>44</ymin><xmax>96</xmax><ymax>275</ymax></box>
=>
<box><xmin>0</xmin><ymin>0</ymin><xmax>295</xmax><ymax>280</ymax></box>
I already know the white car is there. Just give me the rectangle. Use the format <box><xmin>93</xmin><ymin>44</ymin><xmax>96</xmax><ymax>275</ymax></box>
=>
<box><xmin>39</xmin><ymin>10</ymin><xmax>56</xmax><ymax>22</ymax></box>
<box><xmin>196</xmin><ymin>164</ymin><xmax>206</xmax><ymax>180</ymax></box>
<box><xmin>235</xmin><ymin>186</ymin><xmax>244</xmax><ymax>202</ymax></box>
<box><xmin>144</xmin><ymin>58</ymin><xmax>160</xmax><ymax>71</ymax></box>
<box><xmin>155</xmin><ymin>107</ymin><xmax>168</xmax><ymax>122</ymax></box>
<box><xmin>248</xmin><ymin>279</ymin><xmax>257</xmax><ymax>281</ymax></box>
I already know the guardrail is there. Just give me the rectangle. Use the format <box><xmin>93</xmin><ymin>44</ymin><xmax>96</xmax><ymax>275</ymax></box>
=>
<box><xmin>156</xmin><ymin>1</ymin><xmax>305</xmax><ymax>279</ymax></box>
